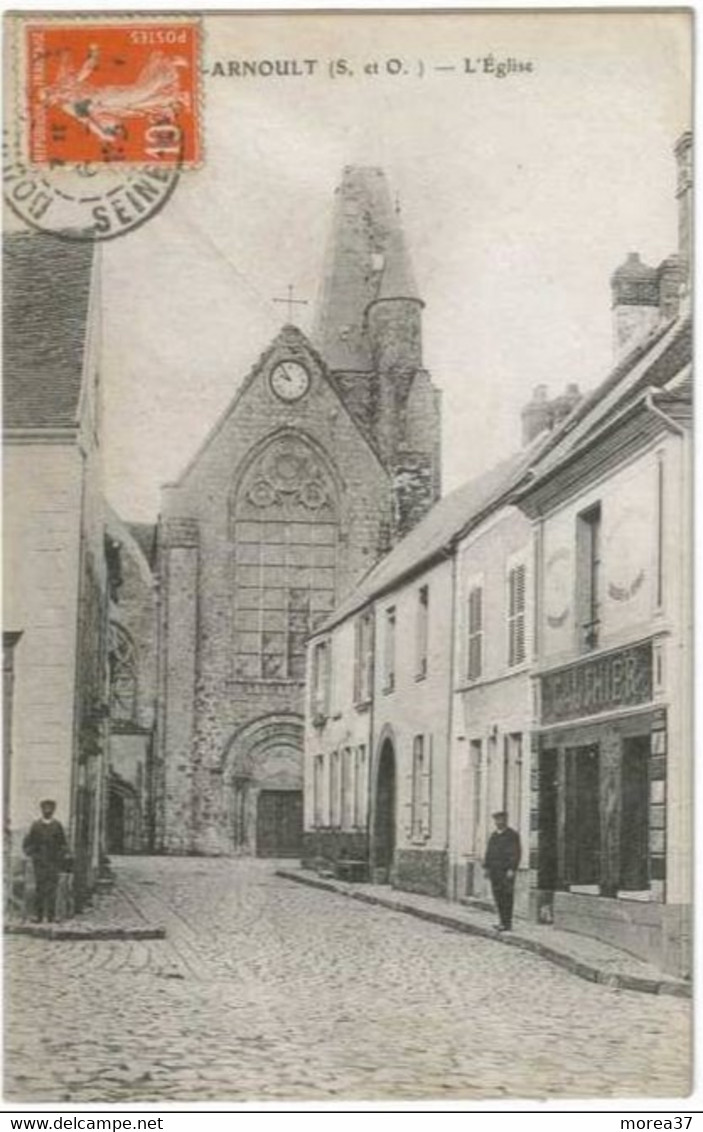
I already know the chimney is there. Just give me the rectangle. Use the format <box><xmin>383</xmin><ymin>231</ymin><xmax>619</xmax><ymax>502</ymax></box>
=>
<box><xmin>657</xmin><ymin>255</ymin><xmax>684</xmax><ymax>322</ymax></box>
<box><xmin>610</xmin><ymin>252</ymin><xmax>660</xmax><ymax>360</ymax></box>
<box><xmin>674</xmin><ymin>130</ymin><xmax>692</xmax><ymax>302</ymax></box>
<box><xmin>521</xmin><ymin>384</ymin><xmax>551</xmax><ymax>445</ymax></box>
<box><xmin>551</xmin><ymin>382</ymin><xmax>581</xmax><ymax>427</ymax></box>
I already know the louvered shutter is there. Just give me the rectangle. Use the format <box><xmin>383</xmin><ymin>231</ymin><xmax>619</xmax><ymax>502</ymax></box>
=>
<box><xmin>468</xmin><ymin>587</ymin><xmax>483</xmax><ymax>680</ymax></box>
<box><xmin>515</xmin><ymin>564</ymin><xmax>526</xmax><ymax>664</ymax></box>
<box><xmin>421</xmin><ymin>735</ymin><xmax>433</xmax><ymax>838</ymax></box>
<box><xmin>403</xmin><ymin>762</ymin><xmax>414</xmax><ymax>839</ymax></box>
<box><xmin>353</xmin><ymin>618</ymin><xmax>361</xmax><ymax>703</ymax></box>
<box><xmin>364</xmin><ymin>615</ymin><xmax>375</xmax><ymax>700</ymax></box>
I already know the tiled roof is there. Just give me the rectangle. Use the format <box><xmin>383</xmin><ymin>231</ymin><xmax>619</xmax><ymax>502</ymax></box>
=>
<box><xmin>316</xmin><ymin>442</ymin><xmax>540</xmax><ymax>634</ymax></box>
<box><xmin>3</xmin><ymin>232</ymin><xmax>95</xmax><ymax>430</ymax></box>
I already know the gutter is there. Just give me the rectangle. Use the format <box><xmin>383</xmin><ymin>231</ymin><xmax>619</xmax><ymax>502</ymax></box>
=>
<box><xmin>643</xmin><ymin>385</ymin><xmax>686</xmax><ymax>437</ymax></box>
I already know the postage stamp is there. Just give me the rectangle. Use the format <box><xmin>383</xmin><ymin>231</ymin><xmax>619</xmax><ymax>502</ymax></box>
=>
<box><xmin>25</xmin><ymin>20</ymin><xmax>200</xmax><ymax>166</ymax></box>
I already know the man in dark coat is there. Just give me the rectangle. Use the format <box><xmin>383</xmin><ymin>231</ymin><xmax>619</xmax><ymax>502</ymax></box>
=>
<box><xmin>484</xmin><ymin>810</ymin><xmax>521</xmax><ymax>931</ymax></box>
<box><xmin>23</xmin><ymin>800</ymin><xmax>68</xmax><ymax>923</ymax></box>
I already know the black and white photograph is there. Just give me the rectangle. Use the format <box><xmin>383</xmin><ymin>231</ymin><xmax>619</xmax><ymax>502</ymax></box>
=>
<box><xmin>2</xmin><ymin>7</ymin><xmax>693</xmax><ymax>1108</ymax></box>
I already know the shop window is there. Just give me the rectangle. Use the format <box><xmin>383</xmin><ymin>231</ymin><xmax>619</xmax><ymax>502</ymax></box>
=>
<box><xmin>467</xmin><ymin>586</ymin><xmax>483</xmax><ymax>680</ymax></box>
<box><xmin>620</xmin><ymin>736</ymin><xmax>650</xmax><ymax>891</ymax></box>
<box><xmin>576</xmin><ymin>503</ymin><xmax>602</xmax><ymax>652</ymax></box>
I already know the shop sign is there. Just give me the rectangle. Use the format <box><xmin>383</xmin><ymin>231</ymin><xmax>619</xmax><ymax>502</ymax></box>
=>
<box><xmin>541</xmin><ymin>642</ymin><xmax>652</xmax><ymax>724</ymax></box>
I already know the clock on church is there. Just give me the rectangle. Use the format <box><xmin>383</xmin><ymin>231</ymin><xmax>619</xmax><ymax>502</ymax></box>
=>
<box><xmin>270</xmin><ymin>360</ymin><xmax>310</xmax><ymax>402</ymax></box>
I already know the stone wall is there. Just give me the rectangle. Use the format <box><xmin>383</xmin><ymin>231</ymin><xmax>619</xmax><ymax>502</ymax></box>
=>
<box><xmin>156</xmin><ymin>327</ymin><xmax>392</xmax><ymax>854</ymax></box>
<box><xmin>302</xmin><ymin>830</ymin><xmax>369</xmax><ymax>869</ymax></box>
<box><xmin>394</xmin><ymin>848</ymin><xmax>448</xmax><ymax>897</ymax></box>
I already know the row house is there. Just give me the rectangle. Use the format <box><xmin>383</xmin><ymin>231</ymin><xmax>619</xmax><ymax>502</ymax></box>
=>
<box><xmin>448</xmin><ymin>493</ymin><xmax>535</xmax><ymax>918</ymax></box>
<box><xmin>303</xmin><ymin>451</ymin><xmax>535</xmax><ymax>896</ymax></box>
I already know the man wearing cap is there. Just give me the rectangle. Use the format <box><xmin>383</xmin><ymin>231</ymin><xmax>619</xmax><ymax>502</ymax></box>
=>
<box><xmin>484</xmin><ymin>810</ymin><xmax>521</xmax><ymax>932</ymax></box>
<box><xmin>23</xmin><ymin>800</ymin><xmax>68</xmax><ymax>923</ymax></box>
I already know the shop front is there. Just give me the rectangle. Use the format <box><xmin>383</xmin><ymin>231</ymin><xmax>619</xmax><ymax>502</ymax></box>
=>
<box><xmin>530</xmin><ymin>637</ymin><xmax>685</xmax><ymax>974</ymax></box>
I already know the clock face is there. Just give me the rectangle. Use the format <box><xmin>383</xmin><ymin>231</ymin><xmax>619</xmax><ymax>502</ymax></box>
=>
<box><xmin>270</xmin><ymin>360</ymin><xmax>310</xmax><ymax>402</ymax></box>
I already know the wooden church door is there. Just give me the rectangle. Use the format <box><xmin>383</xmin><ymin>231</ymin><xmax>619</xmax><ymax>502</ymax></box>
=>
<box><xmin>256</xmin><ymin>790</ymin><xmax>303</xmax><ymax>857</ymax></box>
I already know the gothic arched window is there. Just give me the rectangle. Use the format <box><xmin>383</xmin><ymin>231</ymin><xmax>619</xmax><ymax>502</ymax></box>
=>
<box><xmin>108</xmin><ymin>622</ymin><xmax>137</xmax><ymax>723</ymax></box>
<box><xmin>232</xmin><ymin>434</ymin><xmax>338</xmax><ymax>681</ymax></box>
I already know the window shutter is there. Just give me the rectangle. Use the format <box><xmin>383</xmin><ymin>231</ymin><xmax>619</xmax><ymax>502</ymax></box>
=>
<box><xmin>516</xmin><ymin>564</ymin><xmax>526</xmax><ymax>664</ymax></box>
<box><xmin>403</xmin><ymin>768</ymin><xmax>414</xmax><ymax>838</ymax></box>
<box><xmin>508</xmin><ymin>565</ymin><xmax>527</xmax><ymax>666</ymax></box>
<box><xmin>365</xmin><ymin>616</ymin><xmax>375</xmax><ymax>700</ymax></box>
<box><xmin>468</xmin><ymin>586</ymin><xmax>483</xmax><ymax>680</ymax></box>
<box><xmin>353</xmin><ymin>619</ymin><xmax>361</xmax><ymax>703</ymax></box>
<box><xmin>323</xmin><ymin>641</ymin><xmax>331</xmax><ymax>715</ymax></box>
<box><xmin>421</xmin><ymin>736</ymin><xmax>433</xmax><ymax>838</ymax></box>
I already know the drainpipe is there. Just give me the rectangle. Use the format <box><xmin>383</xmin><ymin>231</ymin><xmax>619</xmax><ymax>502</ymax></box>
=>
<box><xmin>643</xmin><ymin>387</ymin><xmax>686</xmax><ymax>437</ymax></box>
<box><xmin>445</xmin><ymin>546</ymin><xmax>458</xmax><ymax>900</ymax></box>
<box><xmin>367</xmin><ymin>604</ymin><xmax>376</xmax><ymax>873</ymax></box>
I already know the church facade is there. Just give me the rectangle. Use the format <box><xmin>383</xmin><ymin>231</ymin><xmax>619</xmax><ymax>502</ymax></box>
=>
<box><xmin>154</xmin><ymin>167</ymin><xmax>442</xmax><ymax>856</ymax></box>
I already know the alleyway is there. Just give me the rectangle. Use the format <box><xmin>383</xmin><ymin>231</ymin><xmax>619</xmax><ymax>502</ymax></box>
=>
<box><xmin>5</xmin><ymin>858</ymin><xmax>691</xmax><ymax>1103</ymax></box>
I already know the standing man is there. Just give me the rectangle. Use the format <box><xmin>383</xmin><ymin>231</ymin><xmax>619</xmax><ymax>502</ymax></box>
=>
<box><xmin>484</xmin><ymin>810</ymin><xmax>521</xmax><ymax>932</ymax></box>
<box><xmin>23</xmin><ymin>800</ymin><xmax>68</xmax><ymax>923</ymax></box>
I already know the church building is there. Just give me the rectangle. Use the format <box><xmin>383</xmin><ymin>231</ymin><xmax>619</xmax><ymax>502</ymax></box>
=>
<box><xmin>154</xmin><ymin>167</ymin><xmax>442</xmax><ymax>856</ymax></box>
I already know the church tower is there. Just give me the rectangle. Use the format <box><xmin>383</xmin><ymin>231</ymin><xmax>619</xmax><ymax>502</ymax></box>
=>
<box><xmin>314</xmin><ymin>166</ymin><xmax>442</xmax><ymax>537</ymax></box>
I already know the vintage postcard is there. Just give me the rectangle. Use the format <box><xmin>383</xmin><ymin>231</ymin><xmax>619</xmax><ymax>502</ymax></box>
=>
<box><xmin>2</xmin><ymin>8</ymin><xmax>693</xmax><ymax>1109</ymax></box>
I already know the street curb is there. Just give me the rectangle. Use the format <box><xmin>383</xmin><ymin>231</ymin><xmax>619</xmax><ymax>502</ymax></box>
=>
<box><xmin>276</xmin><ymin>869</ymin><xmax>691</xmax><ymax>1000</ymax></box>
<box><xmin>4</xmin><ymin>923</ymin><xmax>166</xmax><ymax>941</ymax></box>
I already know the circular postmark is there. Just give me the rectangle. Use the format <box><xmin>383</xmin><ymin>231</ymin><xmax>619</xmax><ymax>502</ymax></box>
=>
<box><xmin>3</xmin><ymin>135</ymin><xmax>180</xmax><ymax>242</ymax></box>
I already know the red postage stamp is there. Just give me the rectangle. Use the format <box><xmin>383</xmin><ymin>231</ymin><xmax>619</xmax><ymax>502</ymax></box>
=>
<box><xmin>26</xmin><ymin>21</ymin><xmax>201</xmax><ymax>166</ymax></box>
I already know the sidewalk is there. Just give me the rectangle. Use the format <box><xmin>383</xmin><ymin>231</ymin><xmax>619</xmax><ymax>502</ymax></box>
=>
<box><xmin>276</xmin><ymin>866</ymin><xmax>690</xmax><ymax>999</ymax></box>
<box><xmin>5</xmin><ymin>876</ymin><xmax>166</xmax><ymax>941</ymax></box>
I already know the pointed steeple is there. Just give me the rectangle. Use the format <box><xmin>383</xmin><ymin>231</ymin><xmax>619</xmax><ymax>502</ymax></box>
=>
<box><xmin>374</xmin><ymin>220</ymin><xmax>421</xmax><ymax>304</ymax></box>
<box><xmin>313</xmin><ymin>166</ymin><xmax>421</xmax><ymax>372</ymax></box>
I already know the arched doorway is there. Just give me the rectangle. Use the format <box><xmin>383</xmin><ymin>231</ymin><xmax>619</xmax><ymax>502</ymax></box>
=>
<box><xmin>373</xmin><ymin>738</ymin><xmax>396</xmax><ymax>883</ymax></box>
<box><xmin>222</xmin><ymin>715</ymin><xmax>304</xmax><ymax>856</ymax></box>
<box><xmin>106</xmin><ymin>773</ymin><xmax>140</xmax><ymax>854</ymax></box>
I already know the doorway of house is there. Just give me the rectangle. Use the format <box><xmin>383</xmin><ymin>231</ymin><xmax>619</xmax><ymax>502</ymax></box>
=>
<box><xmin>255</xmin><ymin>789</ymin><xmax>303</xmax><ymax>857</ymax></box>
<box><xmin>373</xmin><ymin>739</ymin><xmax>396</xmax><ymax>883</ymax></box>
<box><xmin>538</xmin><ymin>748</ymin><xmax>559</xmax><ymax>890</ymax></box>
<box><xmin>564</xmin><ymin>745</ymin><xmax>601</xmax><ymax>887</ymax></box>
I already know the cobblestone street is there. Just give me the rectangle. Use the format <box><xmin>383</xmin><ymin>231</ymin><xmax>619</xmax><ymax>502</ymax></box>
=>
<box><xmin>5</xmin><ymin>858</ymin><xmax>691</xmax><ymax>1103</ymax></box>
